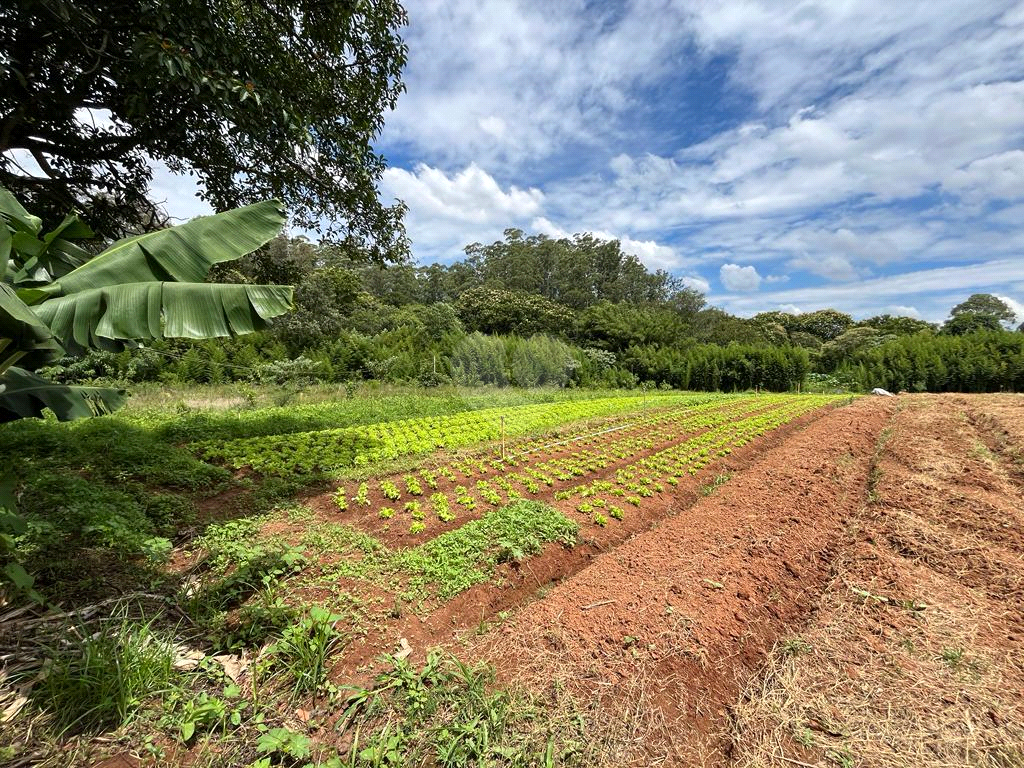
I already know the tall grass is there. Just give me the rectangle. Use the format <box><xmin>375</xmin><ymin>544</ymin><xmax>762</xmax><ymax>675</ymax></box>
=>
<box><xmin>30</xmin><ymin>612</ymin><xmax>175</xmax><ymax>735</ymax></box>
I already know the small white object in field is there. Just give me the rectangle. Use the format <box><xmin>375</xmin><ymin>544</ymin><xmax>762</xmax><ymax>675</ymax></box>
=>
<box><xmin>871</xmin><ymin>387</ymin><xmax>895</xmax><ymax>397</ymax></box>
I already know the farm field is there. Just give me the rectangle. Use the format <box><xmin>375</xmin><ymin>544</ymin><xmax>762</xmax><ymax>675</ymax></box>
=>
<box><xmin>2</xmin><ymin>390</ymin><xmax>1022</xmax><ymax>767</ymax></box>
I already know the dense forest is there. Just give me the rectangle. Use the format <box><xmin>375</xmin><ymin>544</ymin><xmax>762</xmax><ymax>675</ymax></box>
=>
<box><xmin>40</xmin><ymin>229</ymin><xmax>1024</xmax><ymax>393</ymax></box>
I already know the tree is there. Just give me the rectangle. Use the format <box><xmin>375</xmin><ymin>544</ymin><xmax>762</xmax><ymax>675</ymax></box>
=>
<box><xmin>950</xmin><ymin>294</ymin><xmax>1016</xmax><ymax>325</ymax></box>
<box><xmin>942</xmin><ymin>313</ymin><xmax>1002</xmax><ymax>336</ymax></box>
<box><xmin>456</xmin><ymin>287</ymin><xmax>574</xmax><ymax>337</ymax></box>
<box><xmin>1</xmin><ymin>0</ymin><xmax>409</xmax><ymax>257</ymax></box>
<box><xmin>860</xmin><ymin>314</ymin><xmax>936</xmax><ymax>336</ymax></box>
<box><xmin>0</xmin><ymin>186</ymin><xmax>293</xmax><ymax>421</ymax></box>
<box><xmin>819</xmin><ymin>327</ymin><xmax>888</xmax><ymax>371</ymax></box>
<box><xmin>788</xmin><ymin>309</ymin><xmax>853</xmax><ymax>342</ymax></box>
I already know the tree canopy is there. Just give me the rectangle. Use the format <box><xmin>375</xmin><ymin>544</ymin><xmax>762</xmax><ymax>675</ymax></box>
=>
<box><xmin>1</xmin><ymin>0</ymin><xmax>409</xmax><ymax>257</ymax></box>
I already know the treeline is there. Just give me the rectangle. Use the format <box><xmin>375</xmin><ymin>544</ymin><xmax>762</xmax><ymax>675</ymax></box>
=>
<box><xmin>41</xmin><ymin>230</ymin><xmax>1024</xmax><ymax>393</ymax></box>
<box><xmin>842</xmin><ymin>331</ymin><xmax>1024</xmax><ymax>393</ymax></box>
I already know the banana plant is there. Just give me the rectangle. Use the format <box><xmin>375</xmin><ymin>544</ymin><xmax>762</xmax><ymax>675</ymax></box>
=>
<box><xmin>0</xmin><ymin>186</ymin><xmax>295</xmax><ymax>423</ymax></box>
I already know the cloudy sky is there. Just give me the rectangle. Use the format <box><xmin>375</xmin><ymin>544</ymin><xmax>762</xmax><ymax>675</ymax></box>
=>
<box><xmin>161</xmin><ymin>1</ymin><xmax>1024</xmax><ymax>323</ymax></box>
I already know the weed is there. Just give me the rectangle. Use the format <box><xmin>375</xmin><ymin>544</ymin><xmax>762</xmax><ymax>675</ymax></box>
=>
<box><xmin>780</xmin><ymin>636</ymin><xmax>814</xmax><ymax>657</ymax></box>
<box><xmin>700</xmin><ymin>473</ymin><xmax>731</xmax><ymax>496</ymax></box>
<box><xmin>940</xmin><ymin>646</ymin><xmax>965</xmax><ymax>668</ymax></box>
<box><xmin>30</xmin><ymin>612</ymin><xmax>174</xmax><ymax>735</ymax></box>
<box><xmin>263</xmin><ymin>607</ymin><xmax>344</xmax><ymax>701</ymax></box>
<box><xmin>794</xmin><ymin>726</ymin><xmax>816</xmax><ymax>748</ymax></box>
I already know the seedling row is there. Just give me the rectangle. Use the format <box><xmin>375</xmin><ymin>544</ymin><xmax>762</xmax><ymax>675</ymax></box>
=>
<box><xmin>332</xmin><ymin>394</ymin><xmax>844</xmax><ymax>536</ymax></box>
<box><xmin>196</xmin><ymin>392</ymin><xmax>716</xmax><ymax>476</ymax></box>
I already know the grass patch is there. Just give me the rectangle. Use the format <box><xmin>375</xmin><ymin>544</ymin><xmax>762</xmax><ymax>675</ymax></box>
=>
<box><xmin>29</xmin><ymin>612</ymin><xmax>175</xmax><ymax>736</ymax></box>
<box><xmin>392</xmin><ymin>500</ymin><xmax>577</xmax><ymax>601</ymax></box>
<box><xmin>340</xmin><ymin>652</ymin><xmax>583</xmax><ymax>767</ymax></box>
<box><xmin>302</xmin><ymin>501</ymin><xmax>578</xmax><ymax>602</ymax></box>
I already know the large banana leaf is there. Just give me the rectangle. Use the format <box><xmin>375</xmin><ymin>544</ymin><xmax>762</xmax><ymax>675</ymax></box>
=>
<box><xmin>0</xmin><ymin>284</ymin><xmax>64</xmax><ymax>373</ymax></box>
<box><xmin>21</xmin><ymin>200</ymin><xmax>287</xmax><ymax>304</ymax></box>
<box><xmin>0</xmin><ymin>366</ymin><xmax>126</xmax><ymax>423</ymax></box>
<box><xmin>34</xmin><ymin>282</ymin><xmax>294</xmax><ymax>352</ymax></box>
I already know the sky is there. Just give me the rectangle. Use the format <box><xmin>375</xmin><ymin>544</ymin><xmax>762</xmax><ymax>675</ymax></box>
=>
<box><xmin>152</xmin><ymin>0</ymin><xmax>1024</xmax><ymax>324</ymax></box>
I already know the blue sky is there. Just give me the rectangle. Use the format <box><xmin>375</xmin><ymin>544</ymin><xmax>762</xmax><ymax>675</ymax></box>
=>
<box><xmin>158</xmin><ymin>0</ymin><xmax>1024</xmax><ymax>323</ymax></box>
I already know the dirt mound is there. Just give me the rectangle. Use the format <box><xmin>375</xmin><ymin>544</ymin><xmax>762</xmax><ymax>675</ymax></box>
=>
<box><xmin>476</xmin><ymin>397</ymin><xmax>895</xmax><ymax>766</ymax></box>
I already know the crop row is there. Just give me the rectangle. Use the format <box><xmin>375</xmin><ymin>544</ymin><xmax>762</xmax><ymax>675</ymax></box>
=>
<box><xmin>330</xmin><ymin>395</ymin><xmax>772</xmax><ymax>511</ymax></box>
<box><xmin>196</xmin><ymin>392</ymin><xmax>721</xmax><ymax>476</ymax></box>
<box><xmin>336</xmin><ymin>395</ymin><xmax>845</xmax><ymax>533</ymax></box>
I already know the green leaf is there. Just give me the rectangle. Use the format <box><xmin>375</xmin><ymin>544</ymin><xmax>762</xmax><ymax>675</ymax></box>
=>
<box><xmin>180</xmin><ymin>720</ymin><xmax>195</xmax><ymax>742</ymax></box>
<box><xmin>0</xmin><ymin>283</ymin><xmax>64</xmax><ymax>373</ymax></box>
<box><xmin>0</xmin><ymin>186</ymin><xmax>42</xmax><ymax>237</ymax></box>
<box><xmin>28</xmin><ymin>200</ymin><xmax>287</xmax><ymax>303</ymax></box>
<box><xmin>3</xmin><ymin>562</ymin><xmax>35</xmax><ymax>591</ymax></box>
<box><xmin>34</xmin><ymin>282</ymin><xmax>294</xmax><ymax>353</ymax></box>
<box><xmin>0</xmin><ymin>366</ymin><xmax>126</xmax><ymax>423</ymax></box>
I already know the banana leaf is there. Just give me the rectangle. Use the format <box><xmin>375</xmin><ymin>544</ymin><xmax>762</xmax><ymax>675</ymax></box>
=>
<box><xmin>22</xmin><ymin>200</ymin><xmax>287</xmax><ymax>304</ymax></box>
<box><xmin>33</xmin><ymin>282</ymin><xmax>294</xmax><ymax>352</ymax></box>
<box><xmin>0</xmin><ymin>366</ymin><xmax>126</xmax><ymax>422</ymax></box>
<box><xmin>0</xmin><ymin>284</ymin><xmax>64</xmax><ymax>373</ymax></box>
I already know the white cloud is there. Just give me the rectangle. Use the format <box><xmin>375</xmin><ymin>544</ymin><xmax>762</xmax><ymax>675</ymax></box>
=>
<box><xmin>680</xmin><ymin>275</ymin><xmax>711</xmax><ymax>294</ymax></box>
<box><xmin>383</xmin><ymin>162</ymin><xmax>542</xmax><ymax>223</ymax></box>
<box><xmin>720</xmin><ymin>263</ymin><xmax>762</xmax><ymax>291</ymax></box>
<box><xmin>788</xmin><ymin>254</ymin><xmax>861</xmax><ymax>282</ymax></box>
<box><xmin>885</xmin><ymin>305</ymin><xmax>922</xmax><ymax>319</ymax></box>
<box><xmin>719</xmin><ymin>260</ymin><xmax>1024</xmax><ymax>321</ymax></box>
<box><xmin>778</xmin><ymin>304</ymin><xmax>802</xmax><ymax>314</ymax></box>
<box><xmin>617</xmin><ymin>237</ymin><xmax>680</xmax><ymax>270</ymax></box>
<box><xmin>148</xmin><ymin>161</ymin><xmax>211</xmax><ymax>222</ymax></box>
<box><xmin>381</xmin><ymin>163</ymin><xmax>544</xmax><ymax>260</ymax></box>
<box><xmin>995</xmin><ymin>294</ymin><xmax>1024</xmax><ymax>324</ymax></box>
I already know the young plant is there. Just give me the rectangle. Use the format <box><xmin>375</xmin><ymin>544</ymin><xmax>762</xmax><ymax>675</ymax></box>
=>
<box><xmin>404</xmin><ymin>474</ymin><xmax>424</xmax><ymax>496</ymax></box>
<box><xmin>333</xmin><ymin>487</ymin><xmax>348</xmax><ymax>512</ymax></box>
<box><xmin>380</xmin><ymin>480</ymin><xmax>402</xmax><ymax>501</ymax></box>
<box><xmin>431</xmin><ymin>493</ymin><xmax>455</xmax><ymax>523</ymax></box>
<box><xmin>355</xmin><ymin>482</ymin><xmax>371</xmax><ymax>507</ymax></box>
<box><xmin>404</xmin><ymin>501</ymin><xmax>425</xmax><ymax>521</ymax></box>
<box><xmin>454</xmin><ymin>486</ymin><xmax>476</xmax><ymax>511</ymax></box>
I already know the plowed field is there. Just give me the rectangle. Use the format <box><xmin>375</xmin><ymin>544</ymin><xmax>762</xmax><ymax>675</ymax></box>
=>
<box><xmin>12</xmin><ymin>392</ymin><xmax>1023</xmax><ymax>768</ymax></box>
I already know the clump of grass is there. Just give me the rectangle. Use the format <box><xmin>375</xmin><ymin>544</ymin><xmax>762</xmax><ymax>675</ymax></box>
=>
<box><xmin>341</xmin><ymin>652</ymin><xmax>562</xmax><ymax>766</ymax></box>
<box><xmin>30</xmin><ymin>612</ymin><xmax>174</xmax><ymax>735</ymax></box>
<box><xmin>263</xmin><ymin>607</ymin><xmax>344</xmax><ymax>702</ymax></box>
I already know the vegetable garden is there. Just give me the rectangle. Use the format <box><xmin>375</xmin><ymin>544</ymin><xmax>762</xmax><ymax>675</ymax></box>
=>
<box><xmin>2</xmin><ymin>387</ymin><xmax>855</xmax><ymax>766</ymax></box>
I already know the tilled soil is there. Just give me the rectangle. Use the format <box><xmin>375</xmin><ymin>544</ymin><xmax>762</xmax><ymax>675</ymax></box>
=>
<box><xmin>728</xmin><ymin>394</ymin><xmax>1024</xmax><ymax>768</ymax></box>
<box><xmin>475</xmin><ymin>396</ymin><xmax>896</xmax><ymax>766</ymax></box>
